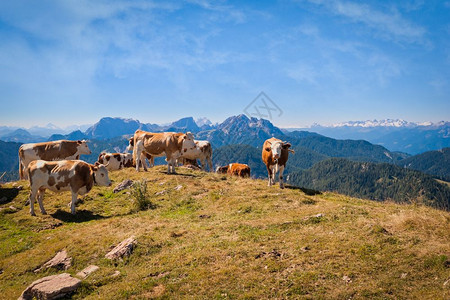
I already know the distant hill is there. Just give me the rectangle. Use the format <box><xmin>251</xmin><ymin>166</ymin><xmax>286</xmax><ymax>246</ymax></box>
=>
<box><xmin>0</xmin><ymin>140</ymin><xmax>21</xmax><ymax>182</ymax></box>
<box><xmin>196</xmin><ymin>114</ymin><xmax>284</xmax><ymax>148</ymax></box>
<box><xmin>293</xmin><ymin>135</ymin><xmax>409</xmax><ymax>163</ymax></box>
<box><xmin>0</xmin><ymin>129</ymin><xmax>46</xmax><ymax>143</ymax></box>
<box><xmin>396</xmin><ymin>148</ymin><xmax>450</xmax><ymax>181</ymax></box>
<box><xmin>288</xmin><ymin>158</ymin><xmax>450</xmax><ymax>210</ymax></box>
<box><xmin>165</xmin><ymin>117</ymin><xmax>200</xmax><ymax>132</ymax></box>
<box><xmin>48</xmin><ymin>130</ymin><xmax>88</xmax><ymax>142</ymax></box>
<box><xmin>305</xmin><ymin>120</ymin><xmax>450</xmax><ymax>154</ymax></box>
<box><xmin>85</xmin><ymin>117</ymin><xmax>148</xmax><ymax>140</ymax></box>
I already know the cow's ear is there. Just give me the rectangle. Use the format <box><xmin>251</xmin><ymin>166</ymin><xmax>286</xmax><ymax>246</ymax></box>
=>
<box><xmin>282</xmin><ymin>143</ymin><xmax>291</xmax><ymax>149</ymax></box>
<box><xmin>264</xmin><ymin>147</ymin><xmax>271</xmax><ymax>152</ymax></box>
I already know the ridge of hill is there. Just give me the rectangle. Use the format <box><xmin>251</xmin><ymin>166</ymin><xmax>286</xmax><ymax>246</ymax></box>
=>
<box><xmin>0</xmin><ymin>167</ymin><xmax>448</xmax><ymax>299</ymax></box>
<box><xmin>288</xmin><ymin>158</ymin><xmax>450</xmax><ymax>210</ymax></box>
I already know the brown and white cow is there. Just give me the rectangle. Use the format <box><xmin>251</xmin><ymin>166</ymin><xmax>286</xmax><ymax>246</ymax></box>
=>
<box><xmin>18</xmin><ymin>140</ymin><xmax>91</xmax><ymax>180</ymax></box>
<box><xmin>132</xmin><ymin>130</ymin><xmax>195</xmax><ymax>174</ymax></box>
<box><xmin>180</xmin><ymin>140</ymin><xmax>213</xmax><ymax>171</ymax></box>
<box><xmin>96</xmin><ymin>152</ymin><xmax>133</xmax><ymax>171</ymax></box>
<box><xmin>216</xmin><ymin>163</ymin><xmax>251</xmax><ymax>178</ymax></box>
<box><xmin>27</xmin><ymin>160</ymin><xmax>111</xmax><ymax>216</ymax></box>
<box><xmin>126</xmin><ymin>136</ymin><xmax>161</xmax><ymax>168</ymax></box>
<box><xmin>262</xmin><ymin>137</ymin><xmax>294</xmax><ymax>188</ymax></box>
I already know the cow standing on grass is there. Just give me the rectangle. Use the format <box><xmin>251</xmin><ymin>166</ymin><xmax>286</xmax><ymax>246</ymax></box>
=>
<box><xmin>18</xmin><ymin>140</ymin><xmax>91</xmax><ymax>180</ymax></box>
<box><xmin>27</xmin><ymin>160</ymin><xmax>111</xmax><ymax>216</ymax></box>
<box><xmin>126</xmin><ymin>136</ymin><xmax>161</xmax><ymax>168</ymax></box>
<box><xmin>132</xmin><ymin>130</ymin><xmax>196</xmax><ymax>174</ymax></box>
<box><xmin>262</xmin><ymin>137</ymin><xmax>294</xmax><ymax>188</ymax></box>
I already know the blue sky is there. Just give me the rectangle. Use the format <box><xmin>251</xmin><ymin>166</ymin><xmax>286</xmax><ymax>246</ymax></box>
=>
<box><xmin>0</xmin><ymin>0</ymin><xmax>449</xmax><ymax>128</ymax></box>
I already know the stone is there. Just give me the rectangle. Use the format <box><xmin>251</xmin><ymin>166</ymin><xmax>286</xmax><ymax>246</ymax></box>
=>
<box><xmin>111</xmin><ymin>270</ymin><xmax>121</xmax><ymax>278</ymax></box>
<box><xmin>155</xmin><ymin>190</ymin><xmax>166</xmax><ymax>196</ymax></box>
<box><xmin>19</xmin><ymin>273</ymin><xmax>81</xmax><ymax>300</ymax></box>
<box><xmin>174</xmin><ymin>185</ymin><xmax>183</xmax><ymax>191</ymax></box>
<box><xmin>113</xmin><ymin>179</ymin><xmax>134</xmax><ymax>193</ymax></box>
<box><xmin>76</xmin><ymin>265</ymin><xmax>99</xmax><ymax>279</ymax></box>
<box><xmin>105</xmin><ymin>236</ymin><xmax>136</xmax><ymax>260</ymax></box>
<box><xmin>34</xmin><ymin>250</ymin><xmax>72</xmax><ymax>273</ymax></box>
<box><xmin>342</xmin><ymin>275</ymin><xmax>352</xmax><ymax>283</ymax></box>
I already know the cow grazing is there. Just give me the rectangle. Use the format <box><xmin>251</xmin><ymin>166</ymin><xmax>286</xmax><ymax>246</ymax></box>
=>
<box><xmin>262</xmin><ymin>137</ymin><xmax>294</xmax><ymax>188</ymax></box>
<box><xmin>18</xmin><ymin>140</ymin><xmax>91</xmax><ymax>180</ymax></box>
<box><xmin>27</xmin><ymin>160</ymin><xmax>111</xmax><ymax>216</ymax></box>
<box><xmin>96</xmin><ymin>152</ymin><xmax>133</xmax><ymax>171</ymax></box>
<box><xmin>180</xmin><ymin>140</ymin><xmax>213</xmax><ymax>171</ymax></box>
<box><xmin>132</xmin><ymin>130</ymin><xmax>195</xmax><ymax>174</ymax></box>
<box><xmin>216</xmin><ymin>163</ymin><xmax>251</xmax><ymax>178</ymax></box>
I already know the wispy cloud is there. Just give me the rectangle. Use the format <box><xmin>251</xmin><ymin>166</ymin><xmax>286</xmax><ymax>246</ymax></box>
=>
<box><xmin>302</xmin><ymin>0</ymin><xmax>427</xmax><ymax>44</ymax></box>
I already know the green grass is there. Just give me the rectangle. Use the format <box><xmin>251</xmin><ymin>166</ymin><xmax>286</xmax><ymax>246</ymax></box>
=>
<box><xmin>0</xmin><ymin>166</ymin><xmax>449</xmax><ymax>299</ymax></box>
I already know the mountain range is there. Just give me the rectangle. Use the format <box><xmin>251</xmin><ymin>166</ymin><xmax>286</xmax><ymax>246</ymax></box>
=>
<box><xmin>0</xmin><ymin>115</ymin><xmax>449</xmax><ymax>209</ymax></box>
<box><xmin>296</xmin><ymin>119</ymin><xmax>450</xmax><ymax>154</ymax></box>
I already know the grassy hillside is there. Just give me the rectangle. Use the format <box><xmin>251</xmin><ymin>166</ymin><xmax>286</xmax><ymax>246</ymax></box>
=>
<box><xmin>1</xmin><ymin>167</ymin><xmax>449</xmax><ymax>299</ymax></box>
<box><xmin>289</xmin><ymin>158</ymin><xmax>450</xmax><ymax>210</ymax></box>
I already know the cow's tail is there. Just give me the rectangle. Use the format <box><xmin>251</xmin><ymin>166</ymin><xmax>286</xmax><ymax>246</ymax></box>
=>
<box><xmin>18</xmin><ymin>146</ymin><xmax>24</xmax><ymax>180</ymax></box>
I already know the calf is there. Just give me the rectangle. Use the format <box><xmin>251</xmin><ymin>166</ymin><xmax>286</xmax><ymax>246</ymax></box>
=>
<box><xmin>181</xmin><ymin>140</ymin><xmax>213</xmax><ymax>171</ymax></box>
<box><xmin>18</xmin><ymin>140</ymin><xmax>91</xmax><ymax>179</ymax></box>
<box><xmin>96</xmin><ymin>152</ymin><xmax>133</xmax><ymax>171</ymax></box>
<box><xmin>216</xmin><ymin>163</ymin><xmax>251</xmax><ymax>178</ymax></box>
<box><xmin>27</xmin><ymin>160</ymin><xmax>111</xmax><ymax>216</ymax></box>
<box><xmin>262</xmin><ymin>137</ymin><xmax>294</xmax><ymax>188</ymax></box>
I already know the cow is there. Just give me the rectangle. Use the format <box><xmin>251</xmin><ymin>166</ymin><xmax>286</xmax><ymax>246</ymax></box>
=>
<box><xmin>126</xmin><ymin>137</ymin><xmax>161</xmax><ymax>168</ymax></box>
<box><xmin>18</xmin><ymin>140</ymin><xmax>91</xmax><ymax>180</ymax></box>
<box><xmin>216</xmin><ymin>163</ymin><xmax>251</xmax><ymax>178</ymax></box>
<box><xmin>180</xmin><ymin>140</ymin><xmax>213</xmax><ymax>171</ymax></box>
<box><xmin>262</xmin><ymin>137</ymin><xmax>294</xmax><ymax>188</ymax></box>
<box><xmin>26</xmin><ymin>160</ymin><xmax>111</xmax><ymax>216</ymax></box>
<box><xmin>96</xmin><ymin>152</ymin><xmax>134</xmax><ymax>171</ymax></box>
<box><xmin>132</xmin><ymin>130</ymin><xmax>195</xmax><ymax>174</ymax></box>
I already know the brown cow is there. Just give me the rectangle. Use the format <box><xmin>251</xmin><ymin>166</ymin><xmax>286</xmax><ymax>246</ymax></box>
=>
<box><xmin>262</xmin><ymin>137</ymin><xmax>294</xmax><ymax>188</ymax></box>
<box><xmin>27</xmin><ymin>160</ymin><xmax>111</xmax><ymax>216</ymax></box>
<box><xmin>132</xmin><ymin>130</ymin><xmax>195</xmax><ymax>174</ymax></box>
<box><xmin>18</xmin><ymin>140</ymin><xmax>91</xmax><ymax>180</ymax></box>
<box><xmin>216</xmin><ymin>163</ymin><xmax>251</xmax><ymax>178</ymax></box>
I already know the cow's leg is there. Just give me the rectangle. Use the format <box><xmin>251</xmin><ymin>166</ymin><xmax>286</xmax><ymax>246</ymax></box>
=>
<box><xmin>271</xmin><ymin>165</ymin><xmax>277</xmax><ymax>185</ymax></box>
<box><xmin>266</xmin><ymin>165</ymin><xmax>273</xmax><ymax>186</ymax></box>
<box><xmin>37</xmin><ymin>188</ymin><xmax>47</xmax><ymax>214</ymax></box>
<box><xmin>207</xmin><ymin>157</ymin><xmax>213</xmax><ymax>172</ymax></box>
<box><xmin>278</xmin><ymin>165</ymin><xmax>285</xmax><ymax>189</ymax></box>
<box><xmin>70</xmin><ymin>192</ymin><xmax>78</xmax><ymax>215</ymax></box>
<box><xmin>29</xmin><ymin>189</ymin><xmax>37</xmax><ymax>216</ymax></box>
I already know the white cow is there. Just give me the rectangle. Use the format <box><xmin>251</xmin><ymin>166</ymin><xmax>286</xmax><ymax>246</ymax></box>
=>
<box><xmin>180</xmin><ymin>140</ymin><xmax>213</xmax><ymax>171</ymax></box>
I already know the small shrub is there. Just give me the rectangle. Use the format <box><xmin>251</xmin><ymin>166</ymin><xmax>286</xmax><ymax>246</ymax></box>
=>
<box><xmin>130</xmin><ymin>179</ymin><xmax>154</xmax><ymax>211</ymax></box>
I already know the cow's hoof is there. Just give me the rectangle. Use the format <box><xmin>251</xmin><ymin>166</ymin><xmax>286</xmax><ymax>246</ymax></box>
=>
<box><xmin>41</xmin><ymin>211</ymin><xmax>47</xmax><ymax>215</ymax></box>
<box><xmin>280</xmin><ymin>185</ymin><xmax>285</xmax><ymax>189</ymax></box>
<box><xmin>30</xmin><ymin>212</ymin><xmax>36</xmax><ymax>216</ymax></box>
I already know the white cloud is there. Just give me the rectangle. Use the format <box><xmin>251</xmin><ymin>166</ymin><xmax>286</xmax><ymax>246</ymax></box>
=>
<box><xmin>302</xmin><ymin>0</ymin><xmax>427</xmax><ymax>44</ymax></box>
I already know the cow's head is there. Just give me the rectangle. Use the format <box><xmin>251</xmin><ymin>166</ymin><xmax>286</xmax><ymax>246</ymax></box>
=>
<box><xmin>77</xmin><ymin>140</ymin><xmax>92</xmax><ymax>155</ymax></box>
<box><xmin>92</xmin><ymin>164</ymin><xmax>112</xmax><ymax>187</ymax></box>
<box><xmin>265</xmin><ymin>140</ymin><xmax>291</xmax><ymax>161</ymax></box>
<box><xmin>216</xmin><ymin>165</ymin><xmax>228</xmax><ymax>174</ymax></box>
<box><xmin>126</xmin><ymin>137</ymin><xmax>134</xmax><ymax>152</ymax></box>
